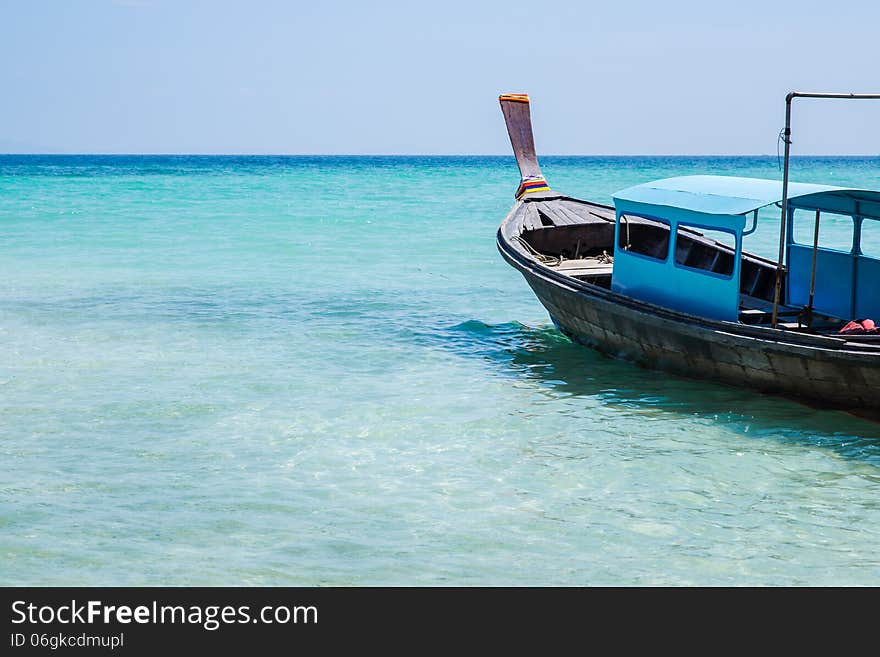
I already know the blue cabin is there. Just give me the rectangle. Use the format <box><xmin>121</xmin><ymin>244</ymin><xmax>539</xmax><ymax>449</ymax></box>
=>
<box><xmin>610</xmin><ymin>175</ymin><xmax>880</xmax><ymax>323</ymax></box>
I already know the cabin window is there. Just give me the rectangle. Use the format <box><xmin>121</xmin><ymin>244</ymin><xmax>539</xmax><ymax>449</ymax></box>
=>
<box><xmin>673</xmin><ymin>224</ymin><xmax>736</xmax><ymax>277</ymax></box>
<box><xmin>859</xmin><ymin>218</ymin><xmax>880</xmax><ymax>258</ymax></box>
<box><xmin>791</xmin><ymin>208</ymin><xmax>854</xmax><ymax>253</ymax></box>
<box><xmin>617</xmin><ymin>214</ymin><xmax>670</xmax><ymax>261</ymax></box>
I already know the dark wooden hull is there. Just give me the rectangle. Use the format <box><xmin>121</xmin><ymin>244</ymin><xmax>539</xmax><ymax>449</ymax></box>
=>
<box><xmin>498</xmin><ymin>199</ymin><xmax>880</xmax><ymax>411</ymax></box>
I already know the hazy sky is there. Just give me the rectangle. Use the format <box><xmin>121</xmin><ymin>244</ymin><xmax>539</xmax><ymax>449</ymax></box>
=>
<box><xmin>2</xmin><ymin>0</ymin><xmax>880</xmax><ymax>154</ymax></box>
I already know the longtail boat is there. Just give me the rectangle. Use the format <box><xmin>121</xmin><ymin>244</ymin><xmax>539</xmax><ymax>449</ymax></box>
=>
<box><xmin>496</xmin><ymin>92</ymin><xmax>880</xmax><ymax>410</ymax></box>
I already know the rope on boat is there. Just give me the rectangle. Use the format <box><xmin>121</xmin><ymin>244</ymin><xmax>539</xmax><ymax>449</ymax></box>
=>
<box><xmin>515</xmin><ymin>237</ymin><xmax>615</xmax><ymax>269</ymax></box>
<box><xmin>515</xmin><ymin>236</ymin><xmax>562</xmax><ymax>265</ymax></box>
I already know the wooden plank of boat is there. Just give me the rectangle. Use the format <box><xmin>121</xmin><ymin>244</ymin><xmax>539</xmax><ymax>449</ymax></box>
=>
<box><xmin>566</xmin><ymin>197</ymin><xmax>615</xmax><ymax>210</ymax></box>
<box><xmin>522</xmin><ymin>203</ymin><xmax>542</xmax><ymax>231</ymax></box>
<box><xmin>559</xmin><ymin>200</ymin><xmax>609</xmax><ymax>222</ymax></box>
<box><xmin>551</xmin><ymin>258</ymin><xmax>614</xmax><ymax>277</ymax></box>
<box><xmin>555</xmin><ymin>202</ymin><xmax>589</xmax><ymax>225</ymax></box>
<box><xmin>843</xmin><ymin>340</ymin><xmax>880</xmax><ymax>349</ymax></box>
<box><xmin>717</xmin><ymin>319</ymin><xmax>850</xmax><ymax>348</ymax></box>
<box><xmin>500</xmin><ymin>203</ymin><xmax>527</xmax><ymax>241</ymax></box>
<box><xmin>520</xmin><ymin>190</ymin><xmax>565</xmax><ymax>201</ymax></box>
<box><xmin>534</xmin><ymin>202</ymin><xmax>576</xmax><ymax>226</ymax></box>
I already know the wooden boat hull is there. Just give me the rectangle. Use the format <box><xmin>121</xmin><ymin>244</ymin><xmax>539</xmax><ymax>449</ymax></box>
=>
<box><xmin>498</xmin><ymin>226</ymin><xmax>880</xmax><ymax>410</ymax></box>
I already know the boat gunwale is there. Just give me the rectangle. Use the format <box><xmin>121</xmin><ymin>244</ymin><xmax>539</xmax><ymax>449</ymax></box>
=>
<box><xmin>497</xmin><ymin>197</ymin><xmax>880</xmax><ymax>357</ymax></box>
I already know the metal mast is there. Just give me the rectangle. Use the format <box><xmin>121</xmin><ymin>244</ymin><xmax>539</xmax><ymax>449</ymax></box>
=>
<box><xmin>770</xmin><ymin>92</ymin><xmax>880</xmax><ymax>328</ymax></box>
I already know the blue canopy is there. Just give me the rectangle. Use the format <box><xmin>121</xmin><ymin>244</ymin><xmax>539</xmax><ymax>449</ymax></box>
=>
<box><xmin>612</xmin><ymin>175</ymin><xmax>871</xmax><ymax>216</ymax></box>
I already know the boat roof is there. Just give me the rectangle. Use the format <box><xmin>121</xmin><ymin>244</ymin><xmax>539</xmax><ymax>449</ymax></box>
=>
<box><xmin>612</xmin><ymin>175</ymin><xmax>880</xmax><ymax>216</ymax></box>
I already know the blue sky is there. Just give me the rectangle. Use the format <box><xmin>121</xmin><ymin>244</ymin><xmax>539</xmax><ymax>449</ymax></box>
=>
<box><xmin>2</xmin><ymin>0</ymin><xmax>880</xmax><ymax>154</ymax></box>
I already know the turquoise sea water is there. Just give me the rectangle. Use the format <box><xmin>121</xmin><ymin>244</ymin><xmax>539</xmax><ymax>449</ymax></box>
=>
<box><xmin>2</xmin><ymin>154</ymin><xmax>880</xmax><ymax>585</ymax></box>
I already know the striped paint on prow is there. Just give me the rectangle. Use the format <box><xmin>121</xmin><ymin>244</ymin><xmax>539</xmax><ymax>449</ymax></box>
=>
<box><xmin>498</xmin><ymin>93</ymin><xmax>552</xmax><ymax>199</ymax></box>
<box><xmin>516</xmin><ymin>176</ymin><xmax>551</xmax><ymax>197</ymax></box>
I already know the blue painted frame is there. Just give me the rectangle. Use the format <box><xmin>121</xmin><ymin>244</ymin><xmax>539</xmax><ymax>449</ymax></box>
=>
<box><xmin>616</xmin><ymin>211</ymin><xmax>671</xmax><ymax>264</ymax></box>
<box><xmin>611</xmin><ymin>200</ymin><xmax>745</xmax><ymax>322</ymax></box>
<box><xmin>786</xmin><ymin>200</ymin><xmax>880</xmax><ymax>320</ymax></box>
<box><xmin>673</xmin><ymin>221</ymin><xmax>738</xmax><ymax>281</ymax></box>
<box><xmin>789</xmin><ymin>207</ymin><xmax>855</xmax><ymax>253</ymax></box>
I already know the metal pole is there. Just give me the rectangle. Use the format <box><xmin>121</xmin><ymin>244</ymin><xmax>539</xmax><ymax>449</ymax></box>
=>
<box><xmin>770</xmin><ymin>94</ymin><xmax>794</xmax><ymax>328</ymax></box>
<box><xmin>769</xmin><ymin>91</ymin><xmax>880</xmax><ymax>329</ymax></box>
<box><xmin>806</xmin><ymin>209</ymin><xmax>820</xmax><ymax>328</ymax></box>
<box><xmin>784</xmin><ymin>92</ymin><xmax>880</xmax><ymax>100</ymax></box>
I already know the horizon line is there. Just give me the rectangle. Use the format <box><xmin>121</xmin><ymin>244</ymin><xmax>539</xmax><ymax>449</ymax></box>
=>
<box><xmin>2</xmin><ymin>152</ymin><xmax>879</xmax><ymax>158</ymax></box>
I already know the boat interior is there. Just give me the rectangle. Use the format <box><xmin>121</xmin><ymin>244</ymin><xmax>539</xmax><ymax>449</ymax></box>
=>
<box><xmin>509</xmin><ymin>195</ymin><xmax>878</xmax><ymax>340</ymax></box>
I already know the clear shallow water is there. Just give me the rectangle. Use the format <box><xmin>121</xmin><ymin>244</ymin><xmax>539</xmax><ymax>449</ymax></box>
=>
<box><xmin>2</xmin><ymin>155</ymin><xmax>880</xmax><ymax>586</ymax></box>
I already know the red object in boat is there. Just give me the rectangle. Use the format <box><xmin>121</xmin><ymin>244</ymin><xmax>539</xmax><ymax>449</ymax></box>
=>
<box><xmin>839</xmin><ymin>320</ymin><xmax>866</xmax><ymax>334</ymax></box>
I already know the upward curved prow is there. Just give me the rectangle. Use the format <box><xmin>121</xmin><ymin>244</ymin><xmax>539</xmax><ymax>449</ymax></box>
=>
<box><xmin>499</xmin><ymin>93</ymin><xmax>552</xmax><ymax>198</ymax></box>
